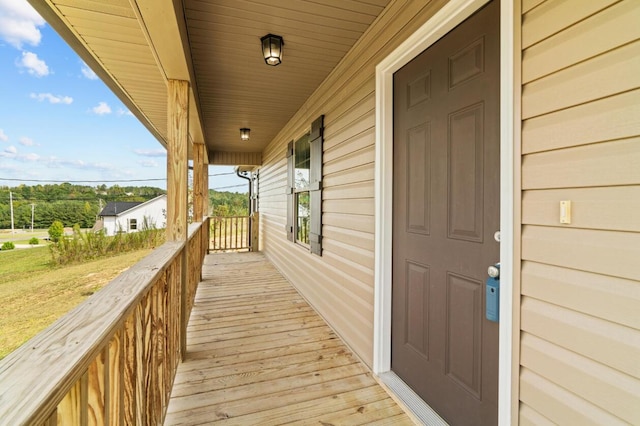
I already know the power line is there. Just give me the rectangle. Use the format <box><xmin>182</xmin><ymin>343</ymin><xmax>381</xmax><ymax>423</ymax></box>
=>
<box><xmin>211</xmin><ymin>184</ymin><xmax>247</xmax><ymax>191</ymax></box>
<box><xmin>0</xmin><ymin>172</ymin><xmax>238</xmax><ymax>184</ymax></box>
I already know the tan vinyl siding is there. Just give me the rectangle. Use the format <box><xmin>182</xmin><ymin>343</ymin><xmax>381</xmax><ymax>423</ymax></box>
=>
<box><xmin>520</xmin><ymin>0</ymin><xmax>640</xmax><ymax>423</ymax></box>
<box><xmin>258</xmin><ymin>0</ymin><xmax>448</xmax><ymax>366</ymax></box>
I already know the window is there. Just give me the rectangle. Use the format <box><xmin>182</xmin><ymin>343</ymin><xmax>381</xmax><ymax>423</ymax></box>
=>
<box><xmin>129</xmin><ymin>218</ymin><xmax>137</xmax><ymax>231</ymax></box>
<box><xmin>294</xmin><ymin>134</ymin><xmax>310</xmax><ymax>245</ymax></box>
<box><xmin>286</xmin><ymin>115</ymin><xmax>324</xmax><ymax>255</ymax></box>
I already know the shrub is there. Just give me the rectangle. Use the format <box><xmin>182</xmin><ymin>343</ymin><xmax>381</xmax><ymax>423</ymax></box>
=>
<box><xmin>49</xmin><ymin>225</ymin><xmax>165</xmax><ymax>265</ymax></box>
<box><xmin>48</xmin><ymin>220</ymin><xmax>64</xmax><ymax>243</ymax></box>
<box><xmin>1</xmin><ymin>242</ymin><xmax>15</xmax><ymax>251</ymax></box>
<box><xmin>29</xmin><ymin>237</ymin><xmax>39</xmax><ymax>245</ymax></box>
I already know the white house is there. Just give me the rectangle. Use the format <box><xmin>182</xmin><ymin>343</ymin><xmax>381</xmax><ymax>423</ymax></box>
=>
<box><xmin>97</xmin><ymin>195</ymin><xmax>166</xmax><ymax>236</ymax></box>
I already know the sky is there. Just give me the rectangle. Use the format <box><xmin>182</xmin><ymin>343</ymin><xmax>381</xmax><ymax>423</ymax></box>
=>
<box><xmin>0</xmin><ymin>0</ymin><xmax>246</xmax><ymax>193</ymax></box>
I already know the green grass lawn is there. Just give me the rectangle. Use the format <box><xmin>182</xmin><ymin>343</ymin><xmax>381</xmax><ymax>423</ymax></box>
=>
<box><xmin>0</xmin><ymin>246</ymin><xmax>152</xmax><ymax>359</ymax></box>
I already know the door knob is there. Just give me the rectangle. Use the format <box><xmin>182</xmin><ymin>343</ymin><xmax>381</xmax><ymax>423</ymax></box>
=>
<box><xmin>488</xmin><ymin>263</ymin><xmax>500</xmax><ymax>278</ymax></box>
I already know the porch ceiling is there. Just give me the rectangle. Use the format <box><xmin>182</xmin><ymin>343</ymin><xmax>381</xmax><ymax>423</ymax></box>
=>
<box><xmin>28</xmin><ymin>0</ymin><xmax>392</xmax><ymax>163</ymax></box>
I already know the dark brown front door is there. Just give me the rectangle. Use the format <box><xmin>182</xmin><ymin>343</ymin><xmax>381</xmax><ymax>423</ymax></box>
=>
<box><xmin>392</xmin><ymin>1</ymin><xmax>500</xmax><ymax>425</ymax></box>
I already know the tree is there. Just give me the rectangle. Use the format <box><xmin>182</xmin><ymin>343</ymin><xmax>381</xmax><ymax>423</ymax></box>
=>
<box><xmin>48</xmin><ymin>220</ymin><xmax>64</xmax><ymax>242</ymax></box>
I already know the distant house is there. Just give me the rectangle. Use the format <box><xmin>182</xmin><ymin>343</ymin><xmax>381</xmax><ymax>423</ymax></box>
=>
<box><xmin>96</xmin><ymin>195</ymin><xmax>166</xmax><ymax>236</ymax></box>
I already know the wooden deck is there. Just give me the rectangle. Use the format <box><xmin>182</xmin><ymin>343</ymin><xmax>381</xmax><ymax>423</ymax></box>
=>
<box><xmin>164</xmin><ymin>252</ymin><xmax>413</xmax><ymax>425</ymax></box>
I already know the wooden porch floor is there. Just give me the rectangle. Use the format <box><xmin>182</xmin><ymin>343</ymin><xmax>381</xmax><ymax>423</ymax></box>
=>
<box><xmin>164</xmin><ymin>252</ymin><xmax>414</xmax><ymax>425</ymax></box>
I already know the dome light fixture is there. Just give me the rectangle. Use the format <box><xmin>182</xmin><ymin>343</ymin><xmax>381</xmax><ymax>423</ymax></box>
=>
<box><xmin>261</xmin><ymin>34</ymin><xmax>284</xmax><ymax>66</ymax></box>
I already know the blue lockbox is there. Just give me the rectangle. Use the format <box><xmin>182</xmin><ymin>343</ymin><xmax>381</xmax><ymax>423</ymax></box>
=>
<box><xmin>486</xmin><ymin>276</ymin><xmax>500</xmax><ymax>322</ymax></box>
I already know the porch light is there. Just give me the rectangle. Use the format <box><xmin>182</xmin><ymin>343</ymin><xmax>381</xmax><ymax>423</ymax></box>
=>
<box><xmin>240</xmin><ymin>128</ymin><xmax>251</xmax><ymax>141</ymax></box>
<box><xmin>261</xmin><ymin>34</ymin><xmax>284</xmax><ymax>66</ymax></box>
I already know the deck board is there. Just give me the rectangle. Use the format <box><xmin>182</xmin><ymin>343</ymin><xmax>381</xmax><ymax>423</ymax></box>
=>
<box><xmin>164</xmin><ymin>252</ymin><xmax>413</xmax><ymax>425</ymax></box>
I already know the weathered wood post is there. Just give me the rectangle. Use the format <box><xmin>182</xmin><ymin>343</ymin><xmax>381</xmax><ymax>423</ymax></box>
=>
<box><xmin>167</xmin><ymin>79</ymin><xmax>189</xmax><ymax>360</ymax></box>
<box><xmin>193</xmin><ymin>142</ymin><xmax>209</xmax><ymax>272</ymax></box>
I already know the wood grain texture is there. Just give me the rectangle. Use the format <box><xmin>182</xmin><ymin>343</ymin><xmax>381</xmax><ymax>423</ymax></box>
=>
<box><xmin>164</xmin><ymin>252</ymin><xmax>413</xmax><ymax>425</ymax></box>
<box><xmin>167</xmin><ymin>79</ymin><xmax>189</xmax><ymax>242</ymax></box>
<box><xmin>87</xmin><ymin>350</ymin><xmax>106</xmax><ymax>425</ymax></box>
<box><xmin>192</xmin><ymin>143</ymin><xmax>205</xmax><ymax>222</ymax></box>
<box><xmin>0</xmin><ymin>241</ymin><xmax>184</xmax><ymax>424</ymax></box>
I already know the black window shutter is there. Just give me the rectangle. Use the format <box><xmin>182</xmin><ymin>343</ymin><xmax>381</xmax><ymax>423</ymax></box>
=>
<box><xmin>285</xmin><ymin>140</ymin><xmax>294</xmax><ymax>241</ymax></box>
<box><xmin>309</xmin><ymin>115</ymin><xmax>324</xmax><ymax>255</ymax></box>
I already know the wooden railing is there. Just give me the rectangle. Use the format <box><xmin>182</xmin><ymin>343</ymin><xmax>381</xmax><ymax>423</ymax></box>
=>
<box><xmin>0</xmin><ymin>218</ymin><xmax>209</xmax><ymax>425</ymax></box>
<box><xmin>210</xmin><ymin>215</ymin><xmax>250</xmax><ymax>251</ymax></box>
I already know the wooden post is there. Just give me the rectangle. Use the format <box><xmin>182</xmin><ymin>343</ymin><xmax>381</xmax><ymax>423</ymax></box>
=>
<box><xmin>251</xmin><ymin>212</ymin><xmax>259</xmax><ymax>252</ymax></box>
<box><xmin>166</xmin><ymin>79</ymin><xmax>189</xmax><ymax>361</ymax></box>
<box><xmin>166</xmin><ymin>80</ymin><xmax>189</xmax><ymax>242</ymax></box>
<box><xmin>193</xmin><ymin>143</ymin><xmax>205</xmax><ymax>223</ymax></box>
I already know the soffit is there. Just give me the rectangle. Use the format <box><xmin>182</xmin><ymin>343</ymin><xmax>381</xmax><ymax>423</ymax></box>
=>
<box><xmin>33</xmin><ymin>0</ymin><xmax>169</xmax><ymax>145</ymax></box>
<box><xmin>181</xmin><ymin>0</ymin><xmax>391</xmax><ymax>155</ymax></box>
<box><xmin>30</xmin><ymin>0</ymin><xmax>392</xmax><ymax>162</ymax></box>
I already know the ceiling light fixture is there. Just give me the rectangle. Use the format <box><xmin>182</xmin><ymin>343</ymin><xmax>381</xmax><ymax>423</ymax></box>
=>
<box><xmin>261</xmin><ymin>34</ymin><xmax>284</xmax><ymax>66</ymax></box>
<box><xmin>240</xmin><ymin>128</ymin><xmax>251</xmax><ymax>141</ymax></box>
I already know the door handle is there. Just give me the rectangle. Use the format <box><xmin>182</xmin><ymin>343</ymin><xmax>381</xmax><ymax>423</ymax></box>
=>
<box><xmin>488</xmin><ymin>263</ymin><xmax>500</xmax><ymax>278</ymax></box>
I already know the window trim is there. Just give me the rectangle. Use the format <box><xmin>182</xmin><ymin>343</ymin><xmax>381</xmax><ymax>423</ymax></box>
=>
<box><xmin>285</xmin><ymin>115</ymin><xmax>324</xmax><ymax>255</ymax></box>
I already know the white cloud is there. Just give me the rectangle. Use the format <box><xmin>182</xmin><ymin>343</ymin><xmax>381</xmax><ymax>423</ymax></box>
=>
<box><xmin>0</xmin><ymin>0</ymin><xmax>45</xmax><ymax>49</ymax></box>
<box><xmin>138</xmin><ymin>159</ymin><xmax>158</xmax><ymax>168</ymax></box>
<box><xmin>134</xmin><ymin>148</ymin><xmax>166</xmax><ymax>157</ymax></box>
<box><xmin>30</xmin><ymin>92</ymin><xmax>73</xmax><ymax>104</ymax></box>
<box><xmin>1</xmin><ymin>145</ymin><xmax>17</xmax><ymax>157</ymax></box>
<box><xmin>0</xmin><ymin>129</ymin><xmax>8</xmax><ymax>142</ymax></box>
<box><xmin>117</xmin><ymin>108</ymin><xmax>134</xmax><ymax>117</ymax></box>
<box><xmin>81</xmin><ymin>62</ymin><xmax>98</xmax><ymax>80</ymax></box>
<box><xmin>19</xmin><ymin>136</ymin><xmax>35</xmax><ymax>146</ymax></box>
<box><xmin>23</xmin><ymin>152</ymin><xmax>39</xmax><ymax>161</ymax></box>
<box><xmin>18</xmin><ymin>51</ymin><xmax>49</xmax><ymax>77</ymax></box>
<box><xmin>91</xmin><ymin>102</ymin><xmax>111</xmax><ymax>115</ymax></box>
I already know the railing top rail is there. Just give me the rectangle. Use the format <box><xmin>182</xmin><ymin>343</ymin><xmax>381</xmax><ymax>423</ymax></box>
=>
<box><xmin>188</xmin><ymin>217</ymin><xmax>209</xmax><ymax>239</ymax></box>
<box><xmin>0</xmin><ymin>240</ymin><xmax>185</xmax><ymax>425</ymax></box>
<box><xmin>210</xmin><ymin>215</ymin><xmax>250</xmax><ymax>219</ymax></box>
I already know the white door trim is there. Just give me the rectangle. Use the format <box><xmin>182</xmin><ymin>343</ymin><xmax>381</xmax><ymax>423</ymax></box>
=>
<box><xmin>373</xmin><ymin>0</ymin><xmax>515</xmax><ymax>424</ymax></box>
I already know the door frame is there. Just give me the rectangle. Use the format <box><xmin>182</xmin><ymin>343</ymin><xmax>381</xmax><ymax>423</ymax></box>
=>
<box><xmin>373</xmin><ymin>0</ymin><xmax>517</xmax><ymax>424</ymax></box>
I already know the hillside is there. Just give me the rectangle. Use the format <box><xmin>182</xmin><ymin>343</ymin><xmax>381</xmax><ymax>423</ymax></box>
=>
<box><xmin>0</xmin><ymin>183</ymin><xmax>249</xmax><ymax>229</ymax></box>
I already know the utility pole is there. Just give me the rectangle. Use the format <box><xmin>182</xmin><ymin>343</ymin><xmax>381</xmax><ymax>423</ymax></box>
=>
<box><xmin>9</xmin><ymin>191</ymin><xmax>15</xmax><ymax>234</ymax></box>
<box><xmin>31</xmin><ymin>203</ymin><xmax>35</xmax><ymax>232</ymax></box>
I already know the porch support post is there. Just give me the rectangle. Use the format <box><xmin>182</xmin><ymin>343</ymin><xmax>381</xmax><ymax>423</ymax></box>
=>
<box><xmin>167</xmin><ymin>79</ymin><xmax>189</xmax><ymax>241</ymax></box>
<box><xmin>193</xmin><ymin>143</ymin><xmax>206</xmax><ymax>223</ymax></box>
<box><xmin>167</xmin><ymin>79</ymin><xmax>189</xmax><ymax>360</ymax></box>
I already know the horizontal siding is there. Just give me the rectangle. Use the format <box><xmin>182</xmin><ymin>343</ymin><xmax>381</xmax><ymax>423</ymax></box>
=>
<box><xmin>522</xmin><ymin>0</ymin><xmax>640</xmax><ymax>83</ymax></box>
<box><xmin>521</xmin><ymin>0</ymin><xmax>617</xmax><ymax>49</ymax></box>
<box><xmin>522</xmin><ymin>225</ymin><xmax>640</xmax><ymax>282</ymax></box>
<box><xmin>521</xmin><ymin>261</ymin><xmax>640</xmax><ymax>329</ymax></box>
<box><xmin>522</xmin><ymin>138</ymin><xmax>640</xmax><ymax>189</ymax></box>
<box><xmin>522</xmin><ymin>89</ymin><xmax>640</xmax><ymax>154</ymax></box>
<box><xmin>522</xmin><ymin>40</ymin><xmax>640</xmax><ymax>119</ymax></box>
<box><xmin>258</xmin><ymin>0</ymin><xmax>448</xmax><ymax>366</ymax></box>
<box><xmin>519</xmin><ymin>368</ymin><xmax>628</xmax><ymax>425</ymax></box>
<box><xmin>521</xmin><ymin>334</ymin><xmax>640</xmax><ymax>423</ymax></box>
<box><xmin>522</xmin><ymin>186</ymin><xmax>640</xmax><ymax>232</ymax></box>
<box><xmin>519</xmin><ymin>0</ymin><xmax>640</xmax><ymax>422</ymax></box>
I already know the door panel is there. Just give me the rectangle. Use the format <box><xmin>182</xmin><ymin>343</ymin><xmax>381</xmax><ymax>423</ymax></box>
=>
<box><xmin>392</xmin><ymin>1</ymin><xmax>500</xmax><ymax>425</ymax></box>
